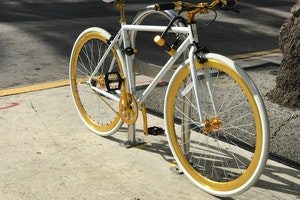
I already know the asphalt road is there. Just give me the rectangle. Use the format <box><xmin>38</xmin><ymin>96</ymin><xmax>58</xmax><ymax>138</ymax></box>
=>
<box><xmin>0</xmin><ymin>0</ymin><xmax>296</xmax><ymax>89</ymax></box>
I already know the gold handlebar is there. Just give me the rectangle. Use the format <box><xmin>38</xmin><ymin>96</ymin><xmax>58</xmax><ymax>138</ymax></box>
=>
<box><xmin>167</xmin><ymin>0</ymin><xmax>238</xmax><ymax>23</ymax></box>
<box><xmin>171</xmin><ymin>0</ymin><xmax>237</xmax><ymax>10</ymax></box>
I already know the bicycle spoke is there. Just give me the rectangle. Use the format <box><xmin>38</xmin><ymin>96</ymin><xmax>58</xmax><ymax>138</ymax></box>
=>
<box><xmin>219</xmin><ymin>101</ymin><xmax>247</xmax><ymax>116</ymax></box>
<box><xmin>222</xmin><ymin>123</ymin><xmax>255</xmax><ymax>134</ymax></box>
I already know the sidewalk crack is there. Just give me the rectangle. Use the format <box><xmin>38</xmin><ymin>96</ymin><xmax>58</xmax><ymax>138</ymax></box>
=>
<box><xmin>29</xmin><ymin>99</ymin><xmax>59</xmax><ymax>148</ymax></box>
<box><xmin>273</xmin><ymin>114</ymin><xmax>300</xmax><ymax>137</ymax></box>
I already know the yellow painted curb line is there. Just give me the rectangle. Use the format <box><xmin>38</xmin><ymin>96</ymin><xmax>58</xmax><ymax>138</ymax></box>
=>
<box><xmin>0</xmin><ymin>80</ymin><xmax>69</xmax><ymax>97</ymax></box>
<box><xmin>229</xmin><ymin>48</ymin><xmax>280</xmax><ymax>60</ymax></box>
<box><xmin>0</xmin><ymin>48</ymin><xmax>281</xmax><ymax>98</ymax></box>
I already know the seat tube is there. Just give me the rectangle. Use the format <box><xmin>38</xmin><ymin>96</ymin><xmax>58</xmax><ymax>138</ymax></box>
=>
<box><xmin>121</xmin><ymin>25</ymin><xmax>136</xmax><ymax>94</ymax></box>
<box><xmin>121</xmin><ymin>23</ymin><xmax>138</xmax><ymax>146</ymax></box>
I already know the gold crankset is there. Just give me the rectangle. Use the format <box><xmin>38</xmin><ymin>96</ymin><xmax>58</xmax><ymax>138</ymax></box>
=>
<box><xmin>119</xmin><ymin>92</ymin><xmax>138</xmax><ymax>125</ymax></box>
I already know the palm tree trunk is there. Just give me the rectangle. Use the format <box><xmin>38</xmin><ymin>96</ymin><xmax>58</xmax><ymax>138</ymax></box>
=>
<box><xmin>268</xmin><ymin>1</ymin><xmax>300</xmax><ymax>108</ymax></box>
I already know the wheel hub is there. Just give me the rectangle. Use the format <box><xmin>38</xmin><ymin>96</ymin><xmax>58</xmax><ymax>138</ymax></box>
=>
<box><xmin>202</xmin><ymin>116</ymin><xmax>222</xmax><ymax>134</ymax></box>
<box><xmin>92</xmin><ymin>74</ymin><xmax>106</xmax><ymax>89</ymax></box>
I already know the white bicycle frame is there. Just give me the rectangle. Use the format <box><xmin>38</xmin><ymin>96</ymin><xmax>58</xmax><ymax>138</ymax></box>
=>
<box><xmin>87</xmin><ymin>23</ymin><xmax>221</xmax><ymax>126</ymax></box>
<box><xmin>70</xmin><ymin>7</ymin><xmax>270</xmax><ymax>195</ymax></box>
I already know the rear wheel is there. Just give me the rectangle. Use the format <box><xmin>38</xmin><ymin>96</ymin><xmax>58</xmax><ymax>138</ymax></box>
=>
<box><xmin>70</xmin><ymin>28</ymin><xmax>124</xmax><ymax>136</ymax></box>
<box><xmin>165</xmin><ymin>59</ymin><xmax>269</xmax><ymax>196</ymax></box>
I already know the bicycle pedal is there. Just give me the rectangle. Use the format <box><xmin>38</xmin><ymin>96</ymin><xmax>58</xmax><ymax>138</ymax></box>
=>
<box><xmin>148</xmin><ymin>126</ymin><xmax>165</xmax><ymax>136</ymax></box>
<box><xmin>105</xmin><ymin>72</ymin><xmax>123</xmax><ymax>91</ymax></box>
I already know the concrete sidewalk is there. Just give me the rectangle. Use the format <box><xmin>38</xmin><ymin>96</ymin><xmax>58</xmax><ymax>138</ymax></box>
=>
<box><xmin>0</xmin><ymin>83</ymin><xmax>299</xmax><ymax>199</ymax></box>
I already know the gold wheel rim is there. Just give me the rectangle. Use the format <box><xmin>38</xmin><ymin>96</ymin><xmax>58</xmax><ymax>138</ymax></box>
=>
<box><xmin>166</xmin><ymin>60</ymin><xmax>263</xmax><ymax>191</ymax></box>
<box><xmin>71</xmin><ymin>32</ymin><xmax>123</xmax><ymax>132</ymax></box>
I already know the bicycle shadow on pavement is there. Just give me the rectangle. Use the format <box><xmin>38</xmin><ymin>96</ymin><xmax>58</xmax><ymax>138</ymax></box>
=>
<box><xmin>106</xmin><ymin>127</ymin><xmax>300</xmax><ymax>199</ymax></box>
<box><xmin>218</xmin><ymin>163</ymin><xmax>300</xmax><ymax>199</ymax></box>
<box><xmin>253</xmin><ymin>164</ymin><xmax>300</xmax><ymax>197</ymax></box>
<box><xmin>107</xmin><ymin>127</ymin><xmax>175</xmax><ymax>163</ymax></box>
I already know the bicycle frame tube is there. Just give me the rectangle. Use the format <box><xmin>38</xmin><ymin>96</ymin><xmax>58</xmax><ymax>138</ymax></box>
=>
<box><xmin>88</xmin><ymin>23</ymin><xmax>213</xmax><ymax>123</ymax></box>
<box><xmin>122</xmin><ymin>24</ymin><xmax>191</xmax><ymax>96</ymax></box>
<box><xmin>188</xmin><ymin>46</ymin><xmax>204</xmax><ymax>123</ymax></box>
<box><xmin>137</xmin><ymin>35</ymin><xmax>191</xmax><ymax>106</ymax></box>
<box><xmin>89</xmin><ymin>24</ymin><xmax>190</xmax><ymax>101</ymax></box>
<box><xmin>122</xmin><ymin>25</ymin><xmax>189</xmax><ymax>34</ymax></box>
<box><xmin>122</xmin><ymin>25</ymin><xmax>136</xmax><ymax>93</ymax></box>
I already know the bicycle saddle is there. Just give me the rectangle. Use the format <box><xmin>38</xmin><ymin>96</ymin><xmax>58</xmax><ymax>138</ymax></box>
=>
<box><xmin>102</xmin><ymin>0</ymin><xmax>117</xmax><ymax>3</ymax></box>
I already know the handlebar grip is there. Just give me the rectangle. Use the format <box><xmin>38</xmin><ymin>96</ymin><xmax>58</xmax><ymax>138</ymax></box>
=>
<box><xmin>154</xmin><ymin>3</ymin><xmax>176</xmax><ymax>11</ymax></box>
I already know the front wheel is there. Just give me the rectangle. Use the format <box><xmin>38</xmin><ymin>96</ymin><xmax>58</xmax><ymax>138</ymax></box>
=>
<box><xmin>164</xmin><ymin>56</ymin><xmax>269</xmax><ymax>197</ymax></box>
<box><xmin>69</xmin><ymin>28</ymin><xmax>124</xmax><ymax>136</ymax></box>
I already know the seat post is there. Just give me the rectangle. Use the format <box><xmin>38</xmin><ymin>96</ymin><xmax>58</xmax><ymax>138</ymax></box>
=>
<box><xmin>115</xmin><ymin>0</ymin><xmax>126</xmax><ymax>24</ymax></box>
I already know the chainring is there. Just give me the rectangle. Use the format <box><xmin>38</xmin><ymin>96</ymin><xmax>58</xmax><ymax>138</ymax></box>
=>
<box><xmin>119</xmin><ymin>93</ymin><xmax>138</xmax><ymax>125</ymax></box>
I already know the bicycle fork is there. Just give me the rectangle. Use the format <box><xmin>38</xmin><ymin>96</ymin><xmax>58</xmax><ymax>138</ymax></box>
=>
<box><xmin>181</xmin><ymin>45</ymin><xmax>218</xmax><ymax>154</ymax></box>
<box><xmin>189</xmin><ymin>46</ymin><xmax>205</xmax><ymax>124</ymax></box>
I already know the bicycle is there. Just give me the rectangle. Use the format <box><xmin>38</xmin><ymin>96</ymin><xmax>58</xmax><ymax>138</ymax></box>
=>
<box><xmin>69</xmin><ymin>0</ymin><xmax>270</xmax><ymax>197</ymax></box>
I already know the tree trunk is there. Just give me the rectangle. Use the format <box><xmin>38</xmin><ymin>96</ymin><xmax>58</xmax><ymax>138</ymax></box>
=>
<box><xmin>268</xmin><ymin>1</ymin><xmax>300</xmax><ymax>108</ymax></box>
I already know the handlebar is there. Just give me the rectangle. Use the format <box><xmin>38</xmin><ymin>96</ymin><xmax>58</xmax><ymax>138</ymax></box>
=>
<box><xmin>151</xmin><ymin>0</ymin><xmax>239</xmax><ymax>13</ymax></box>
<box><xmin>154</xmin><ymin>3</ymin><xmax>176</xmax><ymax>11</ymax></box>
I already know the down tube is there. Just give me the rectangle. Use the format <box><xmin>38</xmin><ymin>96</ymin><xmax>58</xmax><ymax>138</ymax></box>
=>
<box><xmin>137</xmin><ymin>36</ymin><xmax>191</xmax><ymax>106</ymax></box>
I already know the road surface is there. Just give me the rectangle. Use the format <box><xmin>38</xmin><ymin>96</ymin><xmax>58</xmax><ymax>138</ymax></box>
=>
<box><xmin>0</xmin><ymin>0</ymin><xmax>296</xmax><ymax>88</ymax></box>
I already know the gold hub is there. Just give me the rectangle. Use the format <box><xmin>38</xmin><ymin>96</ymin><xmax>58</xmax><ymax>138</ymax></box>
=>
<box><xmin>202</xmin><ymin>116</ymin><xmax>222</xmax><ymax>134</ymax></box>
<box><xmin>96</xmin><ymin>74</ymin><xmax>106</xmax><ymax>89</ymax></box>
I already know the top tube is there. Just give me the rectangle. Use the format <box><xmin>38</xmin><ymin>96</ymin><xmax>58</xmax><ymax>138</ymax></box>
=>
<box><xmin>122</xmin><ymin>25</ymin><xmax>189</xmax><ymax>35</ymax></box>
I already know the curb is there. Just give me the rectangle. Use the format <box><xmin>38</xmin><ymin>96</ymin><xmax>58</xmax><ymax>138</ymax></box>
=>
<box><xmin>0</xmin><ymin>80</ymin><xmax>70</xmax><ymax>97</ymax></box>
<box><xmin>229</xmin><ymin>48</ymin><xmax>280</xmax><ymax>60</ymax></box>
<box><xmin>0</xmin><ymin>48</ymin><xmax>281</xmax><ymax>97</ymax></box>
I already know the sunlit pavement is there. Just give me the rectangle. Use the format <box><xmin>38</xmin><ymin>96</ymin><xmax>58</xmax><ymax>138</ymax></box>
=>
<box><xmin>0</xmin><ymin>53</ymin><xmax>299</xmax><ymax>200</ymax></box>
<box><xmin>0</xmin><ymin>87</ymin><xmax>299</xmax><ymax>200</ymax></box>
